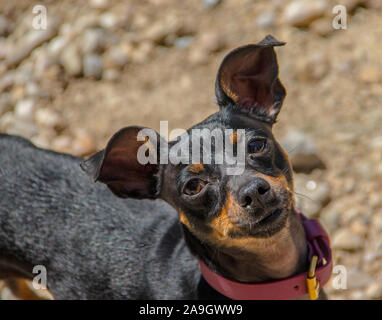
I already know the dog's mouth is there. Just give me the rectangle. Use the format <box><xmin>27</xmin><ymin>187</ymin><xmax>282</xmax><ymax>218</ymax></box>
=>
<box><xmin>254</xmin><ymin>208</ymin><xmax>283</xmax><ymax>225</ymax></box>
<box><xmin>231</xmin><ymin>207</ymin><xmax>289</xmax><ymax>238</ymax></box>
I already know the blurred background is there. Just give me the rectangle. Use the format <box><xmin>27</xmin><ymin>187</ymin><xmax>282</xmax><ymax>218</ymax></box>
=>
<box><xmin>0</xmin><ymin>0</ymin><xmax>382</xmax><ymax>300</ymax></box>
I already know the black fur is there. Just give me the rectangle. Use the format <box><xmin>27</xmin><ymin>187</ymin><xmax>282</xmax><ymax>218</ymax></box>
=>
<box><xmin>0</xmin><ymin>134</ymin><xmax>203</xmax><ymax>299</ymax></box>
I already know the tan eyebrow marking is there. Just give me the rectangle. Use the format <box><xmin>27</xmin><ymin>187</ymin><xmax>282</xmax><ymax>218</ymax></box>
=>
<box><xmin>189</xmin><ymin>163</ymin><xmax>204</xmax><ymax>173</ymax></box>
<box><xmin>229</xmin><ymin>132</ymin><xmax>238</xmax><ymax>144</ymax></box>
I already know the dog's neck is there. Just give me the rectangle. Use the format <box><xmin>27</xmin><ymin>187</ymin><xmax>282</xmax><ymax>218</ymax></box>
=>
<box><xmin>183</xmin><ymin>208</ymin><xmax>308</xmax><ymax>283</ymax></box>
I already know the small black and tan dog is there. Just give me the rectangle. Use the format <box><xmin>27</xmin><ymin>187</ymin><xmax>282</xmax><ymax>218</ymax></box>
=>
<box><xmin>0</xmin><ymin>35</ymin><xmax>328</xmax><ymax>299</ymax></box>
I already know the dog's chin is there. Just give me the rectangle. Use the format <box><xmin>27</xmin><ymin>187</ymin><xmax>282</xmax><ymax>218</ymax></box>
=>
<box><xmin>233</xmin><ymin>207</ymin><xmax>290</xmax><ymax>238</ymax></box>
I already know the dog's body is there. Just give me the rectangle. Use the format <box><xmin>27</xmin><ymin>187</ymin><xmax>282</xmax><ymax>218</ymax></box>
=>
<box><xmin>0</xmin><ymin>134</ymin><xmax>207</xmax><ymax>299</ymax></box>
<box><xmin>0</xmin><ymin>35</ymin><xmax>328</xmax><ymax>300</ymax></box>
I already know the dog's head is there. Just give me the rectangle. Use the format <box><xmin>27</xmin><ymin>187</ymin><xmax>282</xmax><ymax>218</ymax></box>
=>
<box><xmin>81</xmin><ymin>35</ymin><xmax>295</xmax><ymax>266</ymax></box>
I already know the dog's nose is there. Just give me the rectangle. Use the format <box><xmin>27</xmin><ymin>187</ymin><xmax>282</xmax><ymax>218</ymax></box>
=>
<box><xmin>238</xmin><ymin>178</ymin><xmax>272</xmax><ymax>209</ymax></box>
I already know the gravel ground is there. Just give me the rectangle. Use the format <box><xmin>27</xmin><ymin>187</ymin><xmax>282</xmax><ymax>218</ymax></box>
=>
<box><xmin>0</xmin><ymin>0</ymin><xmax>382</xmax><ymax>300</ymax></box>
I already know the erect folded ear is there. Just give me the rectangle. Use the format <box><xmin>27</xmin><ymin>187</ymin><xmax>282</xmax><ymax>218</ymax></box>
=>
<box><xmin>80</xmin><ymin>126</ymin><xmax>163</xmax><ymax>199</ymax></box>
<box><xmin>215</xmin><ymin>34</ymin><xmax>286</xmax><ymax>124</ymax></box>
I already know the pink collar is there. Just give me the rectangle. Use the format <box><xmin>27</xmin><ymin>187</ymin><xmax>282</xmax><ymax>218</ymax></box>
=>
<box><xmin>198</xmin><ymin>210</ymin><xmax>333</xmax><ymax>300</ymax></box>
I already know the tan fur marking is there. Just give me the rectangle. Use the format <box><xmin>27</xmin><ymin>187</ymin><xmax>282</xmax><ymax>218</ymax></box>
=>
<box><xmin>229</xmin><ymin>132</ymin><xmax>238</xmax><ymax>144</ymax></box>
<box><xmin>189</xmin><ymin>163</ymin><xmax>204</xmax><ymax>174</ymax></box>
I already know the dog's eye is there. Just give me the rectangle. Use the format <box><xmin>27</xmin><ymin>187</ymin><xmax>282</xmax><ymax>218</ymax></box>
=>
<box><xmin>184</xmin><ymin>179</ymin><xmax>206</xmax><ymax>196</ymax></box>
<box><xmin>248</xmin><ymin>139</ymin><xmax>266</xmax><ymax>154</ymax></box>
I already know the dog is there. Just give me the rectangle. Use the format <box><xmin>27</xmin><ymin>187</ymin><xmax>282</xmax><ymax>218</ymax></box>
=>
<box><xmin>0</xmin><ymin>35</ymin><xmax>331</xmax><ymax>300</ymax></box>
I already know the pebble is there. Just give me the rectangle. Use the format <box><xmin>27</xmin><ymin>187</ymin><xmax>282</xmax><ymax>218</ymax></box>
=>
<box><xmin>72</xmin><ymin>131</ymin><xmax>96</xmax><ymax>156</ymax></box>
<box><xmin>35</xmin><ymin>108</ymin><xmax>61</xmax><ymax>129</ymax></box>
<box><xmin>102</xmin><ymin>69</ymin><xmax>121</xmax><ymax>81</ymax></box>
<box><xmin>198</xmin><ymin>32</ymin><xmax>225</xmax><ymax>53</ymax></box>
<box><xmin>99</xmin><ymin>12</ymin><xmax>118</xmax><ymax>30</ymax></box>
<box><xmin>295</xmin><ymin>52</ymin><xmax>329</xmax><ymax>82</ymax></box>
<box><xmin>0</xmin><ymin>93</ymin><xmax>14</xmax><ymax>116</ymax></box>
<box><xmin>80</xmin><ymin>29</ymin><xmax>106</xmax><ymax>55</ymax></box>
<box><xmin>144</xmin><ymin>20</ymin><xmax>180</xmax><ymax>44</ymax></box>
<box><xmin>310</xmin><ymin>17</ymin><xmax>333</xmax><ymax>37</ymax></box>
<box><xmin>333</xmin><ymin>229</ymin><xmax>364</xmax><ymax>251</ymax></box>
<box><xmin>174</xmin><ymin>36</ymin><xmax>195</xmax><ymax>49</ymax></box>
<box><xmin>131</xmin><ymin>41</ymin><xmax>154</xmax><ymax>64</ymax></box>
<box><xmin>47</xmin><ymin>36</ymin><xmax>68</xmax><ymax>56</ymax></box>
<box><xmin>14</xmin><ymin>99</ymin><xmax>35</xmax><ymax>121</ymax></box>
<box><xmin>83</xmin><ymin>54</ymin><xmax>103</xmax><ymax>79</ymax></box>
<box><xmin>319</xmin><ymin>205</ymin><xmax>340</xmax><ymax>232</ymax></box>
<box><xmin>103</xmin><ymin>46</ymin><xmax>129</xmax><ymax>70</ymax></box>
<box><xmin>365</xmin><ymin>282</ymin><xmax>382</xmax><ymax>299</ymax></box>
<box><xmin>256</xmin><ymin>12</ymin><xmax>276</xmax><ymax>28</ymax></box>
<box><xmin>358</xmin><ymin>64</ymin><xmax>382</xmax><ymax>84</ymax></box>
<box><xmin>203</xmin><ymin>0</ymin><xmax>221</xmax><ymax>8</ymax></box>
<box><xmin>0</xmin><ymin>15</ymin><xmax>14</xmax><ymax>37</ymax></box>
<box><xmin>349</xmin><ymin>218</ymin><xmax>368</xmax><ymax>235</ymax></box>
<box><xmin>59</xmin><ymin>44</ymin><xmax>82</xmax><ymax>77</ymax></box>
<box><xmin>294</xmin><ymin>174</ymin><xmax>331</xmax><ymax>218</ymax></box>
<box><xmin>89</xmin><ymin>0</ymin><xmax>109</xmax><ymax>10</ymax></box>
<box><xmin>51</xmin><ymin>135</ymin><xmax>73</xmax><ymax>154</ymax></box>
<box><xmin>5</xmin><ymin>117</ymin><xmax>39</xmax><ymax>139</ymax></box>
<box><xmin>347</xmin><ymin>269</ymin><xmax>373</xmax><ymax>290</ymax></box>
<box><xmin>283</xmin><ymin>0</ymin><xmax>328</xmax><ymax>27</ymax></box>
<box><xmin>280</xmin><ymin>130</ymin><xmax>326</xmax><ymax>173</ymax></box>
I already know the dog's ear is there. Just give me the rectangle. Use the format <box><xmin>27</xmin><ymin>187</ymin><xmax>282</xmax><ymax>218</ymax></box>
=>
<box><xmin>80</xmin><ymin>126</ymin><xmax>163</xmax><ymax>199</ymax></box>
<box><xmin>215</xmin><ymin>34</ymin><xmax>286</xmax><ymax>124</ymax></box>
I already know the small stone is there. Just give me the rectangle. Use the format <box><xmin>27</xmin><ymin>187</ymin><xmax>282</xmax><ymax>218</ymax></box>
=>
<box><xmin>338</xmin><ymin>0</ymin><xmax>368</xmax><ymax>12</ymax></box>
<box><xmin>365</xmin><ymin>282</ymin><xmax>382</xmax><ymax>299</ymax></box>
<box><xmin>310</xmin><ymin>17</ymin><xmax>333</xmax><ymax>37</ymax></box>
<box><xmin>347</xmin><ymin>269</ymin><xmax>372</xmax><ymax>290</ymax></box>
<box><xmin>99</xmin><ymin>12</ymin><xmax>118</xmax><ymax>30</ymax></box>
<box><xmin>14</xmin><ymin>99</ymin><xmax>35</xmax><ymax>121</ymax></box>
<box><xmin>83</xmin><ymin>54</ymin><xmax>103</xmax><ymax>79</ymax></box>
<box><xmin>0</xmin><ymin>93</ymin><xmax>14</xmax><ymax>116</ymax></box>
<box><xmin>294</xmin><ymin>52</ymin><xmax>329</xmax><ymax>82</ymax></box>
<box><xmin>198</xmin><ymin>31</ymin><xmax>225</xmax><ymax>53</ymax></box>
<box><xmin>333</xmin><ymin>229</ymin><xmax>364</xmax><ymax>251</ymax></box>
<box><xmin>203</xmin><ymin>0</ymin><xmax>221</xmax><ymax>8</ymax></box>
<box><xmin>371</xmin><ymin>136</ymin><xmax>382</xmax><ymax>149</ymax></box>
<box><xmin>30</xmin><ymin>134</ymin><xmax>52</xmax><ymax>149</ymax></box>
<box><xmin>280</xmin><ymin>130</ymin><xmax>326</xmax><ymax>173</ymax></box>
<box><xmin>174</xmin><ymin>36</ymin><xmax>195</xmax><ymax>49</ymax></box>
<box><xmin>47</xmin><ymin>36</ymin><xmax>68</xmax><ymax>56</ymax></box>
<box><xmin>131</xmin><ymin>41</ymin><xmax>154</xmax><ymax>64</ymax></box>
<box><xmin>256</xmin><ymin>12</ymin><xmax>276</xmax><ymax>28</ymax></box>
<box><xmin>371</xmin><ymin>212</ymin><xmax>382</xmax><ymax>232</ymax></box>
<box><xmin>35</xmin><ymin>108</ymin><xmax>61</xmax><ymax>129</ymax></box>
<box><xmin>90</xmin><ymin>0</ymin><xmax>109</xmax><ymax>10</ymax></box>
<box><xmin>188</xmin><ymin>47</ymin><xmax>209</xmax><ymax>65</ymax></box>
<box><xmin>102</xmin><ymin>69</ymin><xmax>121</xmax><ymax>81</ymax></box>
<box><xmin>34</xmin><ymin>52</ymin><xmax>59</xmax><ymax>79</ymax></box>
<box><xmin>73</xmin><ymin>14</ymin><xmax>99</xmax><ymax>33</ymax></box>
<box><xmin>51</xmin><ymin>135</ymin><xmax>72</xmax><ymax>154</ymax></box>
<box><xmin>80</xmin><ymin>29</ymin><xmax>106</xmax><ymax>55</ymax></box>
<box><xmin>342</xmin><ymin>206</ymin><xmax>365</xmax><ymax>224</ymax></box>
<box><xmin>59</xmin><ymin>44</ymin><xmax>82</xmax><ymax>77</ymax></box>
<box><xmin>319</xmin><ymin>206</ymin><xmax>340</xmax><ymax>232</ymax></box>
<box><xmin>349</xmin><ymin>218</ymin><xmax>368</xmax><ymax>235</ymax></box>
<box><xmin>283</xmin><ymin>0</ymin><xmax>328</xmax><ymax>27</ymax></box>
<box><xmin>358</xmin><ymin>64</ymin><xmax>382</xmax><ymax>84</ymax></box>
<box><xmin>103</xmin><ymin>46</ymin><xmax>129</xmax><ymax>70</ymax></box>
<box><xmin>72</xmin><ymin>131</ymin><xmax>96</xmax><ymax>156</ymax></box>
<box><xmin>6</xmin><ymin>119</ymin><xmax>39</xmax><ymax>139</ymax></box>
<box><xmin>0</xmin><ymin>15</ymin><xmax>14</xmax><ymax>37</ymax></box>
<box><xmin>144</xmin><ymin>20</ymin><xmax>179</xmax><ymax>44</ymax></box>
<box><xmin>294</xmin><ymin>174</ymin><xmax>331</xmax><ymax>218</ymax></box>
